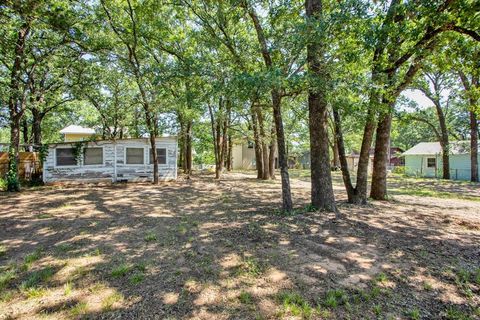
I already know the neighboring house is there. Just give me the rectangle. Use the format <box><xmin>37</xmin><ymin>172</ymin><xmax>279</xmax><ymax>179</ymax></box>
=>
<box><xmin>60</xmin><ymin>125</ymin><xmax>96</xmax><ymax>142</ymax></box>
<box><xmin>232</xmin><ymin>141</ymin><xmax>278</xmax><ymax>170</ymax></box>
<box><xmin>389</xmin><ymin>147</ymin><xmax>405</xmax><ymax>166</ymax></box>
<box><xmin>43</xmin><ymin>137</ymin><xmax>178</xmax><ymax>183</ymax></box>
<box><xmin>402</xmin><ymin>141</ymin><xmax>479</xmax><ymax>180</ymax></box>
<box><xmin>345</xmin><ymin>146</ymin><xmax>404</xmax><ymax>172</ymax></box>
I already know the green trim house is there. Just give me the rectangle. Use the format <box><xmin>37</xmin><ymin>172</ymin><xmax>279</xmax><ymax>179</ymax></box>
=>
<box><xmin>403</xmin><ymin>141</ymin><xmax>479</xmax><ymax>180</ymax></box>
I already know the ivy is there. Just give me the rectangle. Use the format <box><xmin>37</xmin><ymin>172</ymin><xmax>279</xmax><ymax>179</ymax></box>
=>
<box><xmin>36</xmin><ymin>144</ymin><xmax>49</xmax><ymax>164</ymax></box>
<box><xmin>72</xmin><ymin>141</ymin><xmax>86</xmax><ymax>164</ymax></box>
<box><xmin>6</xmin><ymin>147</ymin><xmax>20</xmax><ymax>192</ymax></box>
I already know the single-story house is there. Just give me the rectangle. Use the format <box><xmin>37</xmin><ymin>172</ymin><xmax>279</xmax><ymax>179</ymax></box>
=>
<box><xmin>345</xmin><ymin>146</ymin><xmax>404</xmax><ymax>172</ymax></box>
<box><xmin>402</xmin><ymin>141</ymin><xmax>479</xmax><ymax>180</ymax></box>
<box><xmin>60</xmin><ymin>125</ymin><xmax>96</xmax><ymax>142</ymax></box>
<box><xmin>43</xmin><ymin>137</ymin><xmax>178</xmax><ymax>183</ymax></box>
<box><xmin>232</xmin><ymin>141</ymin><xmax>279</xmax><ymax>170</ymax></box>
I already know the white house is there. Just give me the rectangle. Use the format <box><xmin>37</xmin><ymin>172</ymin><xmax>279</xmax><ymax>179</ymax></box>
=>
<box><xmin>43</xmin><ymin>137</ymin><xmax>178</xmax><ymax>183</ymax></box>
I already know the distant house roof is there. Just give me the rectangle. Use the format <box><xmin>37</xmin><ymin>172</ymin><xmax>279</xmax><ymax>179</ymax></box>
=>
<box><xmin>59</xmin><ymin>125</ymin><xmax>96</xmax><ymax>135</ymax></box>
<box><xmin>403</xmin><ymin>141</ymin><xmax>472</xmax><ymax>156</ymax></box>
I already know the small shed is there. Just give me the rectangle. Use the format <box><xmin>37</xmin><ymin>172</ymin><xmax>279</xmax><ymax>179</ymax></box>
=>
<box><xmin>402</xmin><ymin>141</ymin><xmax>479</xmax><ymax>180</ymax></box>
<box><xmin>43</xmin><ymin>137</ymin><xmax>178</xmax><ymax>183</ymax></box>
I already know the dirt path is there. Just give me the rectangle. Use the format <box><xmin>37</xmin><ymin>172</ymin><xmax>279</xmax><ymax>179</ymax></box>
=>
<box><xmin>1</xmin><ymin>172</ymin><xmax>479</xmax><ymax>319</ymax></box>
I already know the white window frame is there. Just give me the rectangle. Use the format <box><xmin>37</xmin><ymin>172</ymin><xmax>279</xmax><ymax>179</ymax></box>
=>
<box><xmin>83</xmin><ymin>146</ymin><xmax>105</xmax><ymax>166</ymax></box>
<box><xmin>54</xmin><ymin>147</ymin><xmax>78</xmax><ymax>168</ymax></box>
<box><xmin>124</xmin><ymin>146</ymin><xmax>145</xmax><ymax>166</ymax></box>
<box><xmin>149</xmin><ymin>147</ymin><xmax>167</xmax><ymax>165</ymax></box>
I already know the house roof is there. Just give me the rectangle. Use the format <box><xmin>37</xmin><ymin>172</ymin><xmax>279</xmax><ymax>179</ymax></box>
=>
<box><xmin>59</xmin><ymin>125</ymin><xmax>96</xmax><ymax>135</ymax></box>
<box><xmin>403</xmin><ymin>141</ymin><xmax>472</xmax><ymax>156</ymax></box>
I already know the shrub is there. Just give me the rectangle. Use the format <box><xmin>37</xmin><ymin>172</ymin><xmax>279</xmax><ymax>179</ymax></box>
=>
<box><xmin>0</xmin><ymin>178</ymin><xmax>7</xmax><ymax>191</ymax></box>
<box><xmin>392</xmin><ymin>166</ymin><xmax>406</xmax><ymax>175</ymax></box>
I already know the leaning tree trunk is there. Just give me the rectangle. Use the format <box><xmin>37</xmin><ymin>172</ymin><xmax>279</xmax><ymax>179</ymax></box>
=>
<box><xmin>306</xmin><ymin>0</ymin><xmax>336</xmax><ymax>212</ymax></box>
<box><xmin>370</xmin><ymin>112</ymin><xmax>393</xmax><ymax>200</ymax></box>
<box><xmin>470</xmin><ymin>110</ymin><xmax>478</xmax><ymax>182</ymax></box>
<box><xmin>272</xmin><ymin>91</ymin><xmax>293</xmax><ymax>211</ymax></box>
<box><xmin>247</xmin><ymin>6</ymin><xmax>292</xmax><ymax>211</ymax></box>
<box><xmin>333</xmin><ymin>106</ymin><xmax>356</xmax><ymax>202</ymax></box>
<box><xmin>354</xmin><ymin>107</ymin><xmax>377</xmax><ymax>204</ymax></box>
<box><xmin>31</xmin><ymin>109</ymin><xmax>43</xmax><ymax>145</ymax></box>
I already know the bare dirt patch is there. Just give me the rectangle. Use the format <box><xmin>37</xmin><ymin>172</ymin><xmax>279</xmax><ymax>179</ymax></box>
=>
<box><xmin>1</xmin><ymin>172</ymin><xmax>479</xmax><ymax>319</ymax></box>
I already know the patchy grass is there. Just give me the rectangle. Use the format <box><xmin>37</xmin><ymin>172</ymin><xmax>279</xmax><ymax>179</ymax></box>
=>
<box><xmin>239</xmin><ymin>291</ymin><xmax>254</xmax><ymax>304</ymax></box>
<box><xmin>406</xmin><ymin>307</ymin><xmax>421</xmax><ymax>320</ymax></box>
<box><xmin>277</xmin><ymin>291</ymin><xmax>315</xmax><ymax>318</ymax></box>
<box><xmin>70</xmin><ymin>301</ymin><xmax>88</xmax><ymax>317</ymax></box>
<box><xmin>323</xmin><ymin>289</ymin><xmax>348</xmax><ymax>309</ymax></box>
<box><xmin>0</xmin><ymin>245</ymin><xmax>6</xmax><ymax>257</ymax></box>
<box><xmin>0</xmin><ymin>269</ymin><xmax>16</xmax><ymax>289</ymax></box>
<box><xmin>144</xmin><ymin>231</ymin><xmax>158</xmax><ymax>242</ymax></box>
<box><xmin>1</xmin><ymin>171</ymin><xmax>479</xmax><ymax>319</ymax></box>
<box><xmin>110</xmin><ymin>264</ymin><xmax>131</xmax><ymax>278</ymax></box>
<box><xmin>129</xmin><ymin>272</ymin><xmax>144</xmax><ymax>285</ymax></box>
<box><xmin>20</xmin><ymin>266</ymin><xmax>54</xmax><ymax>290</ymax></box>
<box><xmin>101</xmin><ymin>292</ymin><xmax>123</xmax><ymax>312</ymax></box>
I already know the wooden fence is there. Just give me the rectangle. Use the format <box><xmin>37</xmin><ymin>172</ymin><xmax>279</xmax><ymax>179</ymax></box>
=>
<box><xmin>0</xmin><ymin>152</ymin><xmax>42</xmax><ymax>180</ymax></box>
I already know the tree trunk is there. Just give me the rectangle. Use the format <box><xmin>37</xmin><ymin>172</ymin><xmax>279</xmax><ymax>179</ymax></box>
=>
<box><xmin>247</xmin><ymin>6</ymin><xmax>292</xmax><ymax>211</ymax></box>
<box><xmin>370</xmin><ymin>112</ymin><xmax>392</xmax><ymax>200</ymax></box>
<box><xmin>306</xmin><ymin>0</ymin><xmax>336</xmax><ymax>212</ymax></box>
<box><xmin>251</xmin><ymin>104</ymin><xmax>263</xmax><ymax>179</ymax></box>
<box><xmin>332</xmin><ymin>139</ymin><xmax>340</xmax><ymax>168</ymax></box>
<box><xmin>256</xmin><ymin>106</ymin><xmax>270</xmax><ymax>179</ymax></box>
<box><xmin>7</xmin><ymin>23</ymin><xmax>30</xmax><ymax>191</ymax></box>
<box><xmin>150</xmin><ymin>134</ymin><xmax>159</xmax><ymax>184</ymax></box>
<box><xmin>185</xmin><ymin>120</ymin><xmax>192</xmax><ymax>175</ymax></box>
<box><xmin>22</xmin><ymin>117</ymin><xmax>29</xmax><ymax>151</ymax></box>
<box><xmin>354</xmin><ymin>107</ymin><xmax>377</xmax><ymax>204</ymax></box>
<box><xmin>272</xmin><ymin>91</ymin><xmax>293</xmax><ymax>212</ymax></box>
<box><xmin>269</xmin><ymin>125</ymin><xmax>276</xmax><ymax>179</ymax></box>
<box><xmin>433</xmin><ymin>101</ymin><xmax>450</xmax><ymax>179</ymax></box>
<box><xmin>31</xmin><ymin>109</ymin><xmax>43</xmax><ymax>145</ymax></box>
<box><xmin>470</xmin><ymin>110</ymin><xmax>478</xmax><ymax>182</ymax></box>
<box><xmin>226</xmin><ymin>134</ymin><xmax>232</xmax><ymax>171</ymax></box>
<box><xmin>333</xmin><ymin>107</ymin><xmax>356</xmax><ymax>202</ymax></box>
<box><xmin>208</xmin><ymin>104</ymin><xmax>220</xmax><ymax>179</ymax></box>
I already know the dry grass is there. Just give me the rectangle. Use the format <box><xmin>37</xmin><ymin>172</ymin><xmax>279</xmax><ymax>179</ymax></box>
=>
<box><xmin>0</xmin><ymin>171</ymin><xmax>479</xmax><ymax>319</ymax></box>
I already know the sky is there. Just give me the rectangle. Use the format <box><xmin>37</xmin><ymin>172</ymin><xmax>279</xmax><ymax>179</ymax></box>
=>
<box><xmin>402</xmin><ymin>89</ymin><xmax>434</xmax><ymax>108</ymax></box>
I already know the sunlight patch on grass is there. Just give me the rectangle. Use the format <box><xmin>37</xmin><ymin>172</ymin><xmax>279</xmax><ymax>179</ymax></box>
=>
<box><xmin>101</xmin><ymin>292</ymin><xmax>124</xmax><ymax>312</ymax></box>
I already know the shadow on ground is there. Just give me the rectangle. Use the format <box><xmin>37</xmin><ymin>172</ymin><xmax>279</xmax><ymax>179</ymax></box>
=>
<box><xmin>1</xmin><ymin>172</ymin><xmax>479</xmax><ymax>319</ymax></box>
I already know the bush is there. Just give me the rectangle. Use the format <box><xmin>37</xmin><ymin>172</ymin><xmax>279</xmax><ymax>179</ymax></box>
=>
<box><xmin>0</xmin><ymin>178</ymin><xmax>6</xmax><ymax>191</ymax></box>
<box><xmin>392</xmin><ymin>166</ymin><xmax>406</xmax><ymax>174</ymax></box>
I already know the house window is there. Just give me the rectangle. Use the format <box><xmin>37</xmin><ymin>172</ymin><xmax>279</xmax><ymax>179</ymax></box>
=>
<box><xmin>427</xmin><ymin>158</ymin><xmax>436</xmax><ymax>168</ymax></box>
<box><xmin>56</xmin><ymin>148</ymin><xmax>77</xmax><ymax>166</ymax></box>
<box><xmin>150</xmin><ymin>148</ymin><xmax>167</xmax><ymax>165</ymax></box>
<box><xmin>247</xmin><ymin>141</ymin><xmax>254</xmax><ymax>148</ymax></box>
<box><xmin>84</xmin><ymin>147</ymin><xmax>103</xmax><ymax>165</ymax></box>
<box><xmin>126</xmin><ymin>147</ymin><xmax>144</xmax><ymax>164</ymax></box>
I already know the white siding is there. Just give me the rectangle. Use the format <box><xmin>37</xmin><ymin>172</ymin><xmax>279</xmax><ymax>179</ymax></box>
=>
<box><xmin>43</xmin><ymin>138</ymin><xmax>177</xmax><ymax>183</ymax></box>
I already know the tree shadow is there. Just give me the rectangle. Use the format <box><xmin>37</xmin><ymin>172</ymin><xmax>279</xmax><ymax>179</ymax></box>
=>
<box><xmin>0</xmin><ymin>172</ymin><xmax>479</xmax><ymax>319</ymax></box>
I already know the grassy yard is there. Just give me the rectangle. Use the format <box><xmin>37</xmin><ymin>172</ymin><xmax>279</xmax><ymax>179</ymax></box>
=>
<box><xmin>1</xmin><ymin>172</ymin><xmax>479</xmax><ymax>319</ymax></box>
